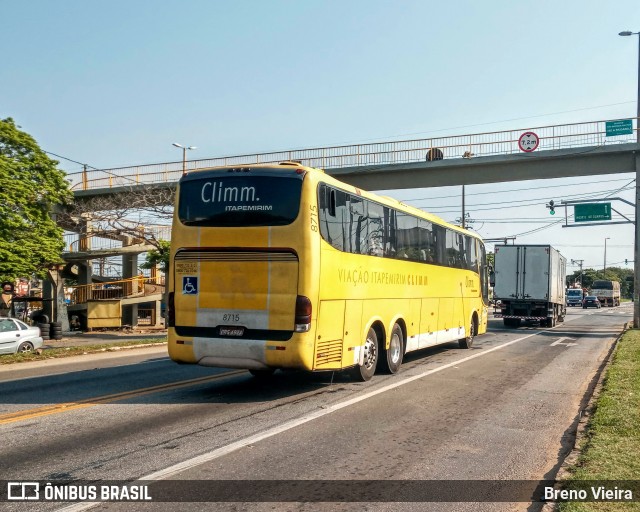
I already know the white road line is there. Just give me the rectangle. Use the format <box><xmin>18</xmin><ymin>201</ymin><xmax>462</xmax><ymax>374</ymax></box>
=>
<box><xmin>57</xmin><ymin>329</ymin><xmax>546</xmax><ymax>511</ymax></box>
<box><xmin>550</xmin><ymin>337</ymin><xmax>577</xmax><ymax>347</ymax></box>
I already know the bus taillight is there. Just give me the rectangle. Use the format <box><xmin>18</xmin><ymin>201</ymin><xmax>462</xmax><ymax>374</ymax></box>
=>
<box><xmin>167</xmin><ymin>292</ymin><xmax>175</xmax><ymax>327</ymax></box>
<box><xmin>294</xmin><ymin>295</ymin><xmax>312</xmax><ymax>332</ymax></box>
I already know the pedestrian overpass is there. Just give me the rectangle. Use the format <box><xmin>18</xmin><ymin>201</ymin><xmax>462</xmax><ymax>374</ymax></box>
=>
<box><xmin>67</xmin><ymin>118</ymin><xmax>640</xmax><ymax>195</ymax></box>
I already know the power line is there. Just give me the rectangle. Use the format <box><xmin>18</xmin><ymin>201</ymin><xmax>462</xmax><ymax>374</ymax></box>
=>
<box><xmin>414</xmin><ymin>185</ymin><xmax>635</xmax><ymax>214</ymax></box>
<box><xmin>398</xmin><ymin>176</ymin><xmax>636</xmax><ymax>203</ymax></box>
<box><xmin>44</xmin><ymin>150</ymin><xmax>97</xmax><ymax>170</ymax></box>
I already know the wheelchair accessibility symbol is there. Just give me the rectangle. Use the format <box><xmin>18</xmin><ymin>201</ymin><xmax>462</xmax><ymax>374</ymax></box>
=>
<box><xmin>182</xmin><ymin>277</ymin><xmax>198</xmax><ymax>295</ymax></box>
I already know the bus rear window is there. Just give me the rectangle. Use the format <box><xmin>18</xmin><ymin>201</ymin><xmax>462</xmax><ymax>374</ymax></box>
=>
<box><xmin>178</xmin><ymin>174</ymin><xmax>303</xmax><ymax>227</ymax></box>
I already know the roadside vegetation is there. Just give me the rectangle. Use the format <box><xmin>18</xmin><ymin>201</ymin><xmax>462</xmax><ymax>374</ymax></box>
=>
<box><xmin>566</xmin><ymin>267</ymin><xmax>634</xmax><ymax>299</ymax></box>
<box><xmin>558</xmin><ymin>329</ymin><xmax>640</xmax><ymax>511</ymax></box>
<box><xmin>0</xmin><ymin>118</ymin><xmax>72</xmax><ymax>281</ymax></box>
<box><xmin>0</xmin><ymin>337</ymin><xmax>167</xmax><ymax>365</ymax></box>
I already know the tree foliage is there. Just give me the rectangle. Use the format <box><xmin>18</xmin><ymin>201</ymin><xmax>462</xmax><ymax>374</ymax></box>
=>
<box><xmin>61</xmin><ymin>185</ymin><xmax>174</xmax><ymax>250</ymax></box>
<box><xmin>140</xmin><ymin>240</ymin><xmax>170</xmax><ymax>273</ymax></box>
<box><xmin>567</xmin><ymin>266</ymin><xmax>634</xmax><ymax>298</ymax></box>
<box><xmin>0</xmin><ymin>118</ymin><xmax>72</xmax><ymax>281</ymax></box>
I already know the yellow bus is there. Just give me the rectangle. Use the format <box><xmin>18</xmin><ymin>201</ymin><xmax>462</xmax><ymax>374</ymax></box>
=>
<box><xmin>168</xmin><ymin>162</ymin><xmax>489</xmax><ymax>380</ymax></box>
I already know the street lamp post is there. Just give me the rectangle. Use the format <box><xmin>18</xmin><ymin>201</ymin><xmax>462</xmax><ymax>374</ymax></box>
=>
<box><xmin>604</xmin><ymin>237</ymin><xmax>611</xmax><ymax>278</ymax></box>
<box><xmin>619</xmin><ymin>30</ymin><xmax>640</xmax><ymax>327</ymax></box>
<box><xmin>172</xmin><ymin>143</ymin><xmax>197</xmax><ymax>174</ymax></box>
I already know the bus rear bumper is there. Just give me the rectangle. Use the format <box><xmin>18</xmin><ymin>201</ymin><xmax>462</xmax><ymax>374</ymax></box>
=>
<box><xmin>190</xmin><ymin>335</ymin><xmax>312</xmax><ymax>370</ymax></box>
<box><xmin>198</xmin><ymin>355</ymin><xmax>270</xmax><ymax>370</ymax></box>
<box><xmin>193</xmin><ymin>337</ymin><xmax>269</xmax><ymax>369</ymax></box>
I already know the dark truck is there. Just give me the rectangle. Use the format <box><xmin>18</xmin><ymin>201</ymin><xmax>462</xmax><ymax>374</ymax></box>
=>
<box><xmin>590</xmin><ymin>280</ymin><xmax>621</xmax><ymax>307</ymax></box>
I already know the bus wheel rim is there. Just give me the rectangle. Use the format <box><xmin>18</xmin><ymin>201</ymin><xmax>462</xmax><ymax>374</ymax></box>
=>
<box><xmin>364</xmin><ymin>334</ymin><xmax>377</xmax><ymax>369</ymax></box>
<box><xmin>390</xmin><ymin>332</ymin><xmax>401</xmax><ymax>363</ymax></box>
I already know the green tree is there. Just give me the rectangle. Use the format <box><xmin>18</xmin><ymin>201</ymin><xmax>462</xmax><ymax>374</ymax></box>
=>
<box><xmin>567</xmin><ymin>266</ymin><xmax>634</xmax><ymax>298</ymax></box>
<box><xmin>0</xmin><ymin>118</ymin><xmax>72</xmax><ymax>281</ymax></box>
<box><xmin>139</xmin><ymin>240</ymin><xmax>170</xmax><ymax>273</ymax></box>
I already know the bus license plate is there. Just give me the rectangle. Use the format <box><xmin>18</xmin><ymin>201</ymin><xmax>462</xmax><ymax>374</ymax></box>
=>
<box><xmin>219</xmin><ymin>327</ymin><xmax>245</xmax><ymax>337</ymax></box>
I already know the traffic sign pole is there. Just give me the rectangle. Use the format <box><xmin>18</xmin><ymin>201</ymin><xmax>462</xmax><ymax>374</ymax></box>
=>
<box><xmin>635</xmin><ymin>152</ymin><xmax>640</xmax><ymax>327</ymax></box>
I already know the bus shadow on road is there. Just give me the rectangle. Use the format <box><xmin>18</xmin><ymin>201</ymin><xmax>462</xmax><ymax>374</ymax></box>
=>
<box><xmin>0</xmin><ymin>340</ymin><xmax>482</xmax><ymax>407</ymax></box>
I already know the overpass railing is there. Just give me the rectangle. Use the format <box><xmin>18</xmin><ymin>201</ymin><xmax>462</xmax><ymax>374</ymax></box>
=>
<box><xmin>66</xmin><ymin>118</ymin><xmax>637</xmax><ymax>192</ymax></box>
<box><xmin>70</xmin><ymin>275</ymin><xmax>166</xmax><ymax>306</ymax></box>
<box><xmin>63</xmin><ymin>225</ymin><xmax>172</xmax><ymax>252</ymax></box>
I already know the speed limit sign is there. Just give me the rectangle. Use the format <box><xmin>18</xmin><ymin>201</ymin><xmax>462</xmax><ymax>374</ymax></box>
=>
<box><xmin>518</xmin><ymin>131</ymin><xmax>539</xmax><ymax>152</ymax></box>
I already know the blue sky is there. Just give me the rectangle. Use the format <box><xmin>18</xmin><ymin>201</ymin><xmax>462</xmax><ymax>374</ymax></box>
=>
<box><xmin>2</xmin><ymin>0</ymin><xmax>640</xmax><ymax>273</ymax></box>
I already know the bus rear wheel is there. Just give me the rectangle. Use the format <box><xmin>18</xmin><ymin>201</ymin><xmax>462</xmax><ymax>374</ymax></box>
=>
<box><xmin>351</xmin><ymin>327</ymin><xmax>379</xmax><ymax>382</ymax></box>
<box><xmin>380</xmin><ymin>323</ymin><xmax>404</xmax><ymax>374</ymax></box>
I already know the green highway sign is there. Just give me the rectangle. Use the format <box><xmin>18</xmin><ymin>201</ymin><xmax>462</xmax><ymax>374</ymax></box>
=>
<box><xmin>574</xmin><ymin>203</ymin><xmax>612</xmax><ymax>222</ymax></box>
<box><xmin>605</xmin><ymin>119</ymin><xmax>633</xmax><ymax>136</ymax></box>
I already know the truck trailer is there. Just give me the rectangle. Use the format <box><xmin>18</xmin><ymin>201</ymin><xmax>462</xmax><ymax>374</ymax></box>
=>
<box><xmin>493</xmin><ymin>244</ymin><xmax>567</xmax><ymax>328</ymax></box>
<box><xmin>590</xmin><ymin>280</ymin><xmax>621</xmax><ymax>307</ymax></box>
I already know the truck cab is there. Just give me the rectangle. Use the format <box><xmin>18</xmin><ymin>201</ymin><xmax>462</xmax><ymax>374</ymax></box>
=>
<box><xmin>566</xmin><ymin>288</ymin><xmax>584</xmax><ymax>307</ymax></box>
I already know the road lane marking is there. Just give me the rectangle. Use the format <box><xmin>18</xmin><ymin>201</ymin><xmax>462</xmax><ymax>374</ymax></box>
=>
<box><xmin>0</xmin><ymin>371</ymin><xmax>244</xmax><ymax>426</ymax></box>
<box><xmin>550</xmin><ymin>337</ymin><xmax>577</xmax><ymax>347</ymax></box>
<box><xmin>58</xmin><ymin>326</ymin><xmax>616</xmax><ymax>512</ymax></box>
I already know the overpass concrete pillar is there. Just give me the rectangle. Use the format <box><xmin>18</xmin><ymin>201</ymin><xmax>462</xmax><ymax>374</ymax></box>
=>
<box><xmin>77</xmin><ymin>262</ymin><xmax>92</xmax><ymax>286</ymax></box>
<box><xmin>122</xmin><ymin>251</ymin><xmax>139</xmax><ymax>327</ymax></box>
<box><xmin>76</xmin><ymin>216</ymin><xmax>93</xmax><ymax>287</ymax></box>
<box><xmin>43</xmin><ymin>279</ymin><xmax>54</xmax><ymax>323</ymax></box>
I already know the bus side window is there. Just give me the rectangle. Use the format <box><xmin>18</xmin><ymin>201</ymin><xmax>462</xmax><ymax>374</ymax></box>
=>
<box><xmin>397</xmin><ymin>212</ymin><xmax>418</xmax><ymax>260</ymax></box>
<box><xmin>467</xmin><ymin>235</ymin><xmax>479</xmax><ymax>271</ymax></box>
<box><xmin>347</xmin><ymin>195</ymin><xmax>366</xmax><ymax>255</ymax></box>
<box><xmin>329</xmin><ymin>188</ymin><xmax>336</xmax><ymax>217</ymax></box>
<box><xmin>458</xmin><ymin>233</ymin><xmax>468</xmax><ymax>269</ymax></box>
<box><xmin>318</xmin><ymin>184</ymin><xmax>346</xmax><ymax>252</ymax></box>
<box><xmin>418</xmin><ymin>219</ymin><xmax>435</xmax><ymax>263</ymax></box>
<box><xmin>384</xmin><ymin>207</ymin><xmax>396</xmax><ymax>257</ymax></box>
<box><xmin>366</xmin><ymin>201</ymin><xmax>385</xmax><ymax>257</ymax></box>
<box><xmin>433</xmin><ymin>224</ymin><xmax>447</xmax><ymax>265</ymax></box>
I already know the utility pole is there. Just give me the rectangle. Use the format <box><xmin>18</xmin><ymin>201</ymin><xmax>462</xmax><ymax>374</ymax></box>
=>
<box><xmin>571</xmin><ymin>259</ymin><xmax>584</xmax><ymax>288</ymax></box>
<box><xmin>604</xmin><ymin>237</ymin><xmax>610</xmax><ymax>278</ymax></box>
<box><xmin>618</xmin><ymin>29</ymin><xmax>640</xmax><ymax>327</ymax></box>
<box><xmin>461</xmin><ymin>185</ymin><xmax>466</xmax><ymax>228</ymax></box>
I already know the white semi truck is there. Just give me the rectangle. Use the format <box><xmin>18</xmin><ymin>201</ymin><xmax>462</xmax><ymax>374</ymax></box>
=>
<box><xmin>492</xmin><ymin>244</ymin><xmax>567</xmax><ymax>328</ymax></box>
<box><xmin>566</xmin><ymin>288</ymin><xmax>585</xmax><ymax>307</ymax></box>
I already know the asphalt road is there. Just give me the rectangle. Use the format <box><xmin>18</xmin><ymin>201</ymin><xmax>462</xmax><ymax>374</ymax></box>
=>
<box><xmin>0</xmin><ymin>304</ymin><xmax>631</xmax><ymax>512</ymax></box>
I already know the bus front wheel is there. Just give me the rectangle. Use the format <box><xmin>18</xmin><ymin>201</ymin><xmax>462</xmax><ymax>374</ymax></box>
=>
<box><xmin>458</xmin><ymin>316</ymin><xmax>475</xmax><ymax>349</ymax></box>
<box><xmin>351</xmin><ymin>327</ymin><xmax>379</xmax><ymax>382</ymax></box>
<box><xmin>380</xmin><ymin>323</ymin><xmax>404</xmax><ymax>374</ymax></box>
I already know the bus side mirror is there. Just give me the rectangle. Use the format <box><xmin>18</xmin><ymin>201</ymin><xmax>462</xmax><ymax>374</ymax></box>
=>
<box><xmin>489</xmin><ymin>270</ymin><xmax>495</xmax><ymax>288</ymax></box>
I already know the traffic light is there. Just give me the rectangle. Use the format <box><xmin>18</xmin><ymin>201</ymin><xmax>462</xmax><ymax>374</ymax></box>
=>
<box><xmin>547</xmin><ymin>200</ymin><xmax>556</xmax><ymax>215</ymax></box>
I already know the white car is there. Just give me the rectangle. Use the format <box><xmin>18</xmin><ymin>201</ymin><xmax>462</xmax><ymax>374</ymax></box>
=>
<box><xmin>0</xmin><ymin>318</ymin><xmax>44</xmax><ymax>354</ymax></box>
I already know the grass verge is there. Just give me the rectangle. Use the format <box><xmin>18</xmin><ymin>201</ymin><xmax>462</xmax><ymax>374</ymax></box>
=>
<box><xmin>558</xmin><ymin>329</ymin><xmax>640</xmax><ymax>511</ymax></box>
<box><xmin>0</xmin><ymin>337</ymin><xmax>167</xmax><ymax>365</ymax></box>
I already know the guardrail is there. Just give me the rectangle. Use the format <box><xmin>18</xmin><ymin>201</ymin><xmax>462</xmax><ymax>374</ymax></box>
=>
<box><xmin>66</xmin><ymin>118</ymin><xmax>637</xmax><ymax>192</ymax></box>
<box><xmin>64</xmin><ymin>226</ymin><xmax>172</xmax><ymax>252</ymax></box>
<box><xmin>70</xmin><ymin>275</ymin><xmax>166</xmax><ymax>305</ymax></box>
